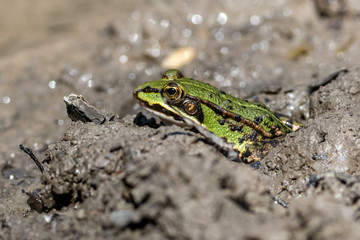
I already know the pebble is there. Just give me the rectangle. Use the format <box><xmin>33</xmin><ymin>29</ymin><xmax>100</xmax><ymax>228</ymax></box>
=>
<box><xmin>109</xmin><ymin>209</ymin><xmax>134</xmax><ymax>228</ymax></box>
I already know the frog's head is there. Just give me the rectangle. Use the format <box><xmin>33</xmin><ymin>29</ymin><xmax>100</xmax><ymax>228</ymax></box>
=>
<box><xmin>133</xmin><ymin>69</ymin><xmax>195</xmax><ymax>125</ymax></box>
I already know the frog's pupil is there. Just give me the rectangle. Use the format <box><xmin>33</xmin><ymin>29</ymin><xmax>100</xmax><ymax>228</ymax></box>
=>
<box><xmin>167</xmin><ymin>87</ymin><xmax>176</xmax><ymax>95</ymax></box>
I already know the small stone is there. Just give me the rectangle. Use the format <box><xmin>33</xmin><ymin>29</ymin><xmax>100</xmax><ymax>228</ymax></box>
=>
<box><xmin>109</xmin><ymin>209</ymin><xmax>134</xmax><ymax>228</ymax></box>
<box><xmin>76</xmin><ymin>209</ymin><xmax>86</xmax><ymax>220</ymax></box>
<box><xmin>94</xmin><ymin>156</ymin><xmax>110</xmax><ymax>168</ymax></box>
<box><xmin>349</xmin><ymin>86</ymin><xmax>360</xmax><ymax>95</ymax></box>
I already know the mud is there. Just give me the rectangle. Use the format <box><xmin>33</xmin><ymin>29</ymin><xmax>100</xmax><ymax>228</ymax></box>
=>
<box><xmin>1</xmin><ymin>0</ymin><xmax>360</xmax><ymax>239</ymax></box>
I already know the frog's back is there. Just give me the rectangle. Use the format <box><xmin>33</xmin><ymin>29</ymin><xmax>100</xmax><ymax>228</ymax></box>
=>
<box><xmin>178</xmin><ymin>77</ymin><xmax>291</xmax><ymax>135</ymax></box>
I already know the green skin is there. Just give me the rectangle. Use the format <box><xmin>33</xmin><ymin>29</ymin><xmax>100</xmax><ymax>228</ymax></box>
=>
<box><xmin>133</xmin><ymin>69</ymin><xmax>300</xmax><ymax>163</ymax></box>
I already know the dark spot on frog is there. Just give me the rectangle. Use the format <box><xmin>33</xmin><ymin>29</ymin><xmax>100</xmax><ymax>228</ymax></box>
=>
<box><xmin>213</xmin><ymin>105</ymin><xmax>225</xmax><ymax>116</ymax></box>
<box><xmin>257</xmin><ymin>103</ymin><xmax>267</xmax><ymax>109</ymax></box>
<box><xmin>209</xmin><ymin>94</ymin><xmax>213</xmax><ymax>99</ymax></box>
<box><xmin>238</xmin><ymin>137</ymin><xmax>245</xmax><ymax>144</ymax></box>
<box><xmin>250</xmin><ymin>132</ymin><xmax>258</xmax><ymax>141</ymax></box>
<box><xmin>229</xmin><ymin>125</ymin><xmax>237</xmax><ymax>131</ymax></box>
<box><xmin>227</xmin><ymin>99</ymin><xmax>232</xmax><ymax>103</ymax></box>
<box><xmin>230</xmin><ymin>124</ymin><xmax>244</xmax><ymax>132</ymax></box>
<box><xmin>218</xmin><ymin>119</ymin><xmax>226</xmax><ymax>125</ymax></box>
<box><xmin>254</xmin><ymin>116</ymin><xmax>263</xmax><ymax>125</ymax></box>
<box><xmin>220</xmin><ymin>90</ymin><xmax>226</xmax><ymax>95</ymax></box>
<box><xmin>241</xmin><ymin>106</ymin><xmax>246</xmax><ymax>109</ymax></box>
<box><xmin>226</xmin><ymin>105</ymin><xmax>233</xmax><ymax>110</ymax></box>
<box><xmin>241</xmin><ymin>147</ymin><xmax>253</xmax><ymax>160</ymax></box>
<box><xmin>140</xmin><ymin>86</ymin><xmax>161</xmax><ymax>93</ymax></box>
<box><xmin>244</xmin><ymin>100</ymin><xmax>248</xmax><ymax>103</ymax></box>
<box><xmin>234</xmin><ymin>115</ymin><xmax>242</xmax><ymax>122</ymax></box>
<box><xmin>269</xmin><ymin>127</ymin><xmax>276</xmax><ymax>136</ymax></box>
<box><xmin>175</xmin><ymin>71</ymin><xmax>184</xmax><ymax>79</ymax></box>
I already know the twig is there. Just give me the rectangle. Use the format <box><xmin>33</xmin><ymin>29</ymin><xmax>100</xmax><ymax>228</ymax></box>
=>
<box><xmin>19</xmin><ymin>144</ymin><xmax>44</xmax><ymax>173</ymax></box>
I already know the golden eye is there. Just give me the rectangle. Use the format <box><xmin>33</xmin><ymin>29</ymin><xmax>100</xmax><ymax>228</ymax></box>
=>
<box><xmin>163</xmin><ymin>83</ymin><xmax>183</xmax><ymax>102</ymax></box>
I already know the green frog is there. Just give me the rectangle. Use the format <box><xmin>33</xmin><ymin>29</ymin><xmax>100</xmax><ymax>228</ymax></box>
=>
<box><xmin>133</xmin><ymin>69</ymin><xmax>301</xmax><ymax>163</ymax></box>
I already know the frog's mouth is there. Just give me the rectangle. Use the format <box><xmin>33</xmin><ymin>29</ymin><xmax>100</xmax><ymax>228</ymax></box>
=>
<box><xmin>134</xmin><ymin>97</ymin><xmax>189</xmax><ymax>127</ymax></box>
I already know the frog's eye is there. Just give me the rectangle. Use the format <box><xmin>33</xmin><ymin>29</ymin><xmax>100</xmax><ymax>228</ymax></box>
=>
<box><xmin>163</xmin><ymin>83</ymin><xmax>183</xmax><ymax>102</ymax></box>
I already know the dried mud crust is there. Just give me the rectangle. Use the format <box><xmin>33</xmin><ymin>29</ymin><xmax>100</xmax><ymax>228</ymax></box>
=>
<box><xmin>261</xmin><ymin>68</ymin><xmax>360</xmax><ymax>199</ymax></box>
<box><xmin>31</xmin><ymin>118</ymin><xmax>285</xmax><ymax>239</ymax></box>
